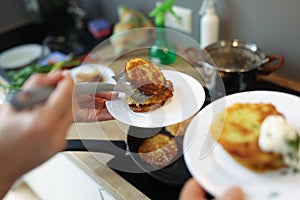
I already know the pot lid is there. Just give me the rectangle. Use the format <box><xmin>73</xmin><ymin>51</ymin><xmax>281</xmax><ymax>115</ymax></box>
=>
<box><xmin>205</xmin><ymin>40</ymin><xmax>265</xmax><ymax>73</ymax></box>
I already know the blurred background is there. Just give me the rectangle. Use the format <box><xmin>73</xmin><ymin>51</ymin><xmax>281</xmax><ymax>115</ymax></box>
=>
<box><xmin>0</xmin><ymin>0</ymin><xmax>299</xmax><ymax>82</ymax></box>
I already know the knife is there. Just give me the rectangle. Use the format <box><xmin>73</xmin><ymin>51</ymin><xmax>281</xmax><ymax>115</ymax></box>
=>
<box><xmin>6</xmin><ymin>71</ymin><xmax>151</xmax><ymax>110</ymax></box>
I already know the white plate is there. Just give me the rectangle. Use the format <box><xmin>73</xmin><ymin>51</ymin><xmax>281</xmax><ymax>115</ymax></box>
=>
<box><xmin>183</xmin><ymin>91</ymin><xmax>300</xmax><ymax>200</ymax></box>
<box><xmin>0</xmin><ymin>44</ymin><xmax>43</xmax><ymax>69</ymax></box>
<box><xmin>70</xmin><ymin>64</ymin><xmax>115</xmax><ymax>83</ymax></box>
<box><xmin>106</xmin><ymin>70</ymin><xmax>205</xmax><ymax>128</ymax></box>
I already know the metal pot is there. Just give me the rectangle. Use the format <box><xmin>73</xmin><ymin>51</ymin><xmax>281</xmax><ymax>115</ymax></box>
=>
<box><xmin>185</xmin><ymin>39</ymin><xmax>284</xmax><ymax>95</ymax></box>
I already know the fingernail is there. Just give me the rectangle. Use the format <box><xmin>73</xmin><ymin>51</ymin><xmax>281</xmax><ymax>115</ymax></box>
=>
<box><xmin>111</xmin><ymin>92</ymin><xmax>119</xmax><ymax>99</ymax></box>
<box><xmin>48</xmin><ymin>69</ymin><xmax>61</xmax><ymax>78</ymax></box>
<box><xmin>62</xmin><ymin>70</ymin><xmax>71</xmax><ymax>76</ymax></box>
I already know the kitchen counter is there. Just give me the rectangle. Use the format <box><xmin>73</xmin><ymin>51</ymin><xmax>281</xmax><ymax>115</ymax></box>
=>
<box><xmin>2</xmin><ymin>43</ymin><xmax>300</xmax><ymax>200</ymax></box>
<box><xmin>22</xmin><ymin>121</ymin><xmax>151</xmax><ymax>200</ymax></box>
<box><xmin>19</xmin><ymin>48</ymin><xmax>202</xmax><ymax>200</ymax></box>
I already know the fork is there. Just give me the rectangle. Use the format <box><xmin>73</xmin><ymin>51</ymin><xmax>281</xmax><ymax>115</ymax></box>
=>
<box><xmin>6</xmin><ymin>72</ymin><xmax>150</xmax><ymax>110</ymax></box>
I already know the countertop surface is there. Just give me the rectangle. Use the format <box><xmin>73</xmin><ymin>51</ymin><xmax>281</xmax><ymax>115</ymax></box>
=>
<box><xmin>1</xmin><ymin>36</ymin><xmax>300</xmax><ymax>200</ymax></box>
<box><xmin>61</xmin><ymin>48</ymin><xmax>300</xmax><ymax>199</ymax></box>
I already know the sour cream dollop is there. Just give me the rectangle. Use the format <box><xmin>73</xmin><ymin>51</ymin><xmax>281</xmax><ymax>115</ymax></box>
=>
<box><xmin>259</xmin><ymin>115</ymin><xmax>300</xmax><ymax>169</ymax></box>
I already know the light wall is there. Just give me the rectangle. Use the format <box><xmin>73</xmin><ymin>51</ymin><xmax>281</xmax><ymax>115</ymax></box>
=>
<box><xmin>81</xmin><ymin>0</ymin><xmax>300</xmax><ymax>83</ymax></box>
<box><xmin>1</xmin><ymin>0</ymin><xmax>299</xmax><ymax>82</ymax></box>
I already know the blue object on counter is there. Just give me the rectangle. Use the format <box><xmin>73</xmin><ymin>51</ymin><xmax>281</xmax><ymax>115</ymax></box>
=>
<box><xmin>39</xmin><ymin>51</ymin><xmax>68</xmax><ymax>66</ymax></box>
<box><xmin>87</xmin><ymin>18</ymin><xmax>111</xmax><ymax>39</ymax></box>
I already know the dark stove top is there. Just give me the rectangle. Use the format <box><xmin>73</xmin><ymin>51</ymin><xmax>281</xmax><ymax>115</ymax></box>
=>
<box><xmin>112</xmin><ymin>80</ymin><xmax>300</xmax><ymax>200</ymax></box>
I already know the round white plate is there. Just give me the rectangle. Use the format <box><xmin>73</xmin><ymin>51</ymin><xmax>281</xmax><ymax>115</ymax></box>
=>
<box><xmin>183</xmin><ymin>91</ymin><xmax>300</xmax><ymax>200</ymax></box>
<box><xmin>70</xmin><ymin>63</ymin><xmax>115</xmax><ymax>83</ymax></box>
<box><xmin>106</xmin><ymin>70</ymin><xmax>206</xmax><ymax>128</ymax></box>
<box><xmin>0</xmin><ymin>44</ymin><xmax>43</xmax><ymax>69</ymax></box>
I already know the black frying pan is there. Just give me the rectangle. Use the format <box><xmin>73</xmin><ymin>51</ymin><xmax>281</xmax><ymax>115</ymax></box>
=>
<box><xmin>126</xmin><ymin>126</ymin><xmax>191</xmax><ymax>186</ymax></box>
<box><xmin>65</xmin><ymin>126</ymin><xmax>191</xmax><ymax>186</ymax></box>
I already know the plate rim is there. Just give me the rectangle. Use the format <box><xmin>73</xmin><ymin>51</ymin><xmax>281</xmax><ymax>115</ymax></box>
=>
<box><xmin>70</xmin><ymin>63</ymin><xmax>116</xmax><ymax>83</ymax></box>
<box><xmin>183</xmin><ymin>90</ymin><xmax>300</xmax><ymax>199</ymax></box>
<box><xmin>0</xmin><ymin>43</ymin><xmax>43</xmax><ymax>69</ymax></box>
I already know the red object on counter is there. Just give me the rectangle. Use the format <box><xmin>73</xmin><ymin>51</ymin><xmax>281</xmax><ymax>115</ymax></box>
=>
<box><xmin>87</xmin><ymin>18</ymin><xmax>111</xmax><ymax>39</ymax></box>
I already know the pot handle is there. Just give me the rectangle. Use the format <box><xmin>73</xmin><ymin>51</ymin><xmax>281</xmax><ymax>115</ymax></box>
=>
<box><xmin>260</xmin><ymin>54</ymin><xmax>284</xmax><ymax>75</ymax></box>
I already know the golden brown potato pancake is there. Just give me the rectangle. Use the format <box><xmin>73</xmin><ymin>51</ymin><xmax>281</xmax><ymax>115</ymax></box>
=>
<box><xmin>127</xmin><ymin>80</ymin><xmax>173</xmax><ymax>112</ymax></box>
<box><xmin>210</xmin><ymin>103</ymin><xmax>285</xmax><ymax>172</ymax></box>
<box><xmin>165</xmin><ymin>117</ymin><xmax>193</xmax><ymax>137</ymax></box>
<box><xmin>124</xmin><ymin>58</ymin><xmax>174</xmax><ymax>112</ymax></box>
<box><xmin>125</xmin><ymin>57</ymin><xmax>166</xmax><ymax>95</ymax></box>
<box><xmin>138</xmin><ymin>133</ymin><xmax>178</xmax><ymax>166</ymax></box>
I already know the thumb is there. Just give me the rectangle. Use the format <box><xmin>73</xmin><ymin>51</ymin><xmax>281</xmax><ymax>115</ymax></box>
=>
<box><xmin>217</xmin><ymin>187</ymin><xmax>244</xmax><ymax>200</ymax></box>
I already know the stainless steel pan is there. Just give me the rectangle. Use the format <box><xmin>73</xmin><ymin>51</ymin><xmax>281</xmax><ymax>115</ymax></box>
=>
<box><xmin>185</xmin><ymin>39</ymin><xmax>284</xmax><ymax>95</ymax></box>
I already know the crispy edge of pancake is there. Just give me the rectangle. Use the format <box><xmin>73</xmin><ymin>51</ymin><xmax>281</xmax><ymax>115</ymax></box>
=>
<box><xmin>127</xmin><ymin>80</ymin><xmax>174</xmax><ymax>112</ymax></box>
<box><xmin>231</xmin><ymin>153</ymin><xmax>284</xmax><ymax>172</ymax></box>
<box><xmin>210</xmin><ymin>103</ymin><xmax>285</xmax><ymax>172</ymax></box>
<box><xmin>138</xmin><ymin>133</ymin><xmax>178</xmax><ymax>166</ymax></box>
<box><xmin>124</xmin><ymin>58</ymin><xmax>166</xmax><ymax>95</ymax></box>
<box><xmin>165</xmin><ymin>117</ymin><xmax>193</xmax><ymax>137</ymax></box>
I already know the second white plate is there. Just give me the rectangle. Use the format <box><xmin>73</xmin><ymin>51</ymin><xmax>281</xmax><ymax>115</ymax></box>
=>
<box><xmin>183</xmin><ymin>91</ymin><xmax>300</xmax><ymax>200</ymax></box>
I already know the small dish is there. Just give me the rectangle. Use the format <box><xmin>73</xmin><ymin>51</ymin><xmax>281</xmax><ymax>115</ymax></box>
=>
<box><xmin>0</xmin><ymin>44</ymin><xmax>43</xmax><ymax>69</ymax></box>
<box><xmin>70</xmin><ymin>64</ymin><xmax>115</xmax><ymax>83</ymax></box>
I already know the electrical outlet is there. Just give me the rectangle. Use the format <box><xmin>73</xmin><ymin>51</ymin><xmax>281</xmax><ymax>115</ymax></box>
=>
<box><xmin>163</xmin><ymin>4</ymin><xmax>193</xmax><ymax>34</ymax></box>
<box><xmin>23</xmin><ymin>0</ymin><xmax>40</xmax><ymax>13</ymax></box>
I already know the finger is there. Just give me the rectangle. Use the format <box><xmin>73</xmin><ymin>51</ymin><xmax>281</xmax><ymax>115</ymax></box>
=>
<box><xmin>77</xmin><ymin>95</ymin><xmax>94</xmax><ymax>108</ymax></box>
<box><xmin>74</xmin><ymin>108</ymin><xmax>99</xmax><ymax>122</ymax></box>
<box><xmin>73</xmin><ymin>108</ymin><xmax>89</xmax><ymax>122</ymax></box>
<box><xmin>179</xmin><ymin>178</ymin><xmax>206</xmax><ymax>200</ymax></box>
<box><xmin>94</xmin><ymin>92</ymin><xmax>119</xmax><ymax>100</ymax></box>
<box><xmin>96</xmin><ymin>109</ymin><xmax>114</xmax><ymax>121</ymax></box>
<box><xmin>45</xmin><ymin>71</ymin><xmax>74</xmax><ymax>119</ymax></box>
<box><xmin>74</xmin><ymin>108</ymin><xmax>114</xmax><ymax>122</ymax></box>
<box><xmin>217</xmin><ymin>187</ymin><xmax>244</xmax><ymax>200</ymax></box>
<box><xmin>78</xmin><ymin>96</ymin><xmax>107</xmax><ymax>109</ymax></box>
<box><xmin>94</xmin><ymin>97</ymin><xmax>106</xmax><ymax>108</ymax></box>
<box><xmin>46</xmin><ymin>116</ymin><xmax>71</xmax><ymax>152</ymax></box>
<box><xmin>56</xmin><ymin>108</ymin><xmax>74</xmax><ymax>136</ymax></box>
<box><xmin>23</xmin><ymin>71</ymin><xmax>63</xmax><ymax>89</ymax></box>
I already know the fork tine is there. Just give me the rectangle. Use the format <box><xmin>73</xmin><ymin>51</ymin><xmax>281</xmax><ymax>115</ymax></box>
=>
<box><xmin>112</xmin><ymin>71</ymin><xmax>125</xmax><ymax>81</ymax></box>
<box><xmin>112</xmin><ymin>71</ymin><xmax>151</xmax><ymax>103</ymax></box>
<box><xmin>130</xmin><ymin>91</ymin><xmax>150</xmax><ymax>103</ymax></box>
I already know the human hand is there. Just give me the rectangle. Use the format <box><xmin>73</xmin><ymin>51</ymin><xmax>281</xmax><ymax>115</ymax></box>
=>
<box><xmin>73</xmin><ymin>92</ymin><xmax>118</xmax><ymax>122</ymax></box>
<box><xmin>179</xmin><ymin>178</ymin><xmax>244</xmax><ymax>200</ymax></box>
<box><xmin>0</xmin><ymin>71</ymin><xmax>73</xmax><ymax>198</ymax></box>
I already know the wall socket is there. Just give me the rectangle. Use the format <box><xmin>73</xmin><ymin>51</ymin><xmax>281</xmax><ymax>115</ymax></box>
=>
<box><xmin>158</xmin><ymin>3</ymin><xmax>193</xmax><ymax>34</ymax></box>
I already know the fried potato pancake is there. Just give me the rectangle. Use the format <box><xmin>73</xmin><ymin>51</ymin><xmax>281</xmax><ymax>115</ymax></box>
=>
<box><xmin>138</xmin><ymin>133</ymin><xmax>178</xmax><ymax>166</ymax></box>
<box><xmin>210</xmin><ymin>103</ymin><xmax>285</xmax><ymax>172</ymax></box>
<box><xmin>125</xmin><ymin>58</ymin><xmax>174</xmax><ymax>112</ymax></box>
<box><xmin>125</xmin><ymin>57</ymin><xmax>166</xmax><ymax>95</ymax></box>
<box><xmin>127</xmin><ymin>80</ymin><xmax>174</xmax><ymax>112</ymax></box>
<box><xmin>165</xmin><ymin>117</ymin><xmax>193</xmax><ymax>137</ymax></box>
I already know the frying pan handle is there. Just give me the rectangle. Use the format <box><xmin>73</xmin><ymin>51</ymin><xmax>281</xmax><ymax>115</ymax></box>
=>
<box><xmin>67</xmin><ymin>139</ymin><xmax>147</xmax><ymax>172</ymax></box>
<box><xmin>260</xmin><ymin>54</ymin><xmax>284</xmax><ymax>75</ymax></box>
<box><xmin>65</xmin><ymin>139</ymin><xmax>127</xmax><ymax>156</ymax></box>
